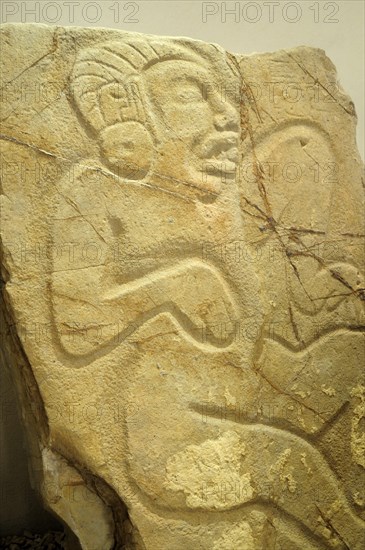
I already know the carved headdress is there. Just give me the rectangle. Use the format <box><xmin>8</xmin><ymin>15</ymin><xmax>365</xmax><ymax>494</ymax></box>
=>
<box><xmin>70</xmin><ymin>38</ymin><xmax>226</xmax><ymax>179</ymax></box>
<box><xmin>71</xmin><ymin>38</ymin><xmax>208</xmax><ymax>134</ymax></box>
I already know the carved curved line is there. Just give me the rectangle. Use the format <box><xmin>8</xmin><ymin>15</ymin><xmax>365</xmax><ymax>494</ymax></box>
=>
<box><xmin>74</xmin><ymin>60</ymin><xmax>124</xmax><ymax>82</ymax></box>
<box><xmin>188</xmin><ymin>402</ymin><xmax>320</xmax><ymax>444</ymax></box>
<box><xmin>265</xmin><ymin>325</ymin><xmax>365</xmax><ymax>354</ymax></box>
<box><xmin>239</xmin><ymin>119</ymin><xmax>342</xmax><ymax>317</ymax></box>
<box><xmin>50</xmin><ymin>302</ymin><xmax>236</xmax><ymax>370</ymax></box>
<box><xmin>72</xmin><ymin>73</ymin><xmax>109</xmax><ymax>84</ymax></box>
<box><xmin>189</xmin><ymin>400</ymin><xmax>353</xmax><ymax>461</ymax></box>
<box><xmin>58</xmin><ymin>157</ymin><xmax>218</xmax><ymax>203</ymax></box>
<box><xmin>125</xmin><ymin>422</ymin><xmax>364</xmax><ymax>548</ymax></box>
<box><xmin>239</xmin><ymin>117</ymin><xmax>337</xmax><ymax>239</ymax></box>
<box><xmin>240</xmin><ymin>118</ymin><xmax>336</xmax><ymax>160</ymax></box>
<box><xmin>59</xmin><ymin>443</ymin><xmax>326</xmax><ymax>550</ymax></box>
<box><xmin>50</xmin><ymin>256</ymin><xmax>240</xmax><ymax>366</ymax></box>
<box><xmin>102</xmin><ymin>43</ymin><xmax>148</xmax><ymax>67</ymax></box>
<box><xmin>124</xmin><ymin>41</ymin><xmax>157</xmax><ymax>63</ymax></box>
<box><xmin>127</xmin><ymin>493</ymin><xmax>329</xmax><ymax>550</ymax></box>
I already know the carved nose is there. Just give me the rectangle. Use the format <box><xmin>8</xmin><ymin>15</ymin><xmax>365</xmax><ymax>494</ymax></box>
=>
<box><xmin>214</xmin><ymin>110</ymin><xmax>239</xmax><ymax>132</ymax></box>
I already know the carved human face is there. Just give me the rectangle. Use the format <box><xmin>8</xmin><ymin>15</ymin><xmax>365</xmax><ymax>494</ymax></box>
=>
<box><xmin>144</xmin><ymin>60</ymin><xmax>240</xmax><ymax>194</ymax></box>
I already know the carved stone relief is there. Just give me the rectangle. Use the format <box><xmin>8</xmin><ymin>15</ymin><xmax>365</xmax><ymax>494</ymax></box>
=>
<box><xmin>0</xmin><ymin>23</ymin><xmax>364</xmax><ymax>549</ymax></box>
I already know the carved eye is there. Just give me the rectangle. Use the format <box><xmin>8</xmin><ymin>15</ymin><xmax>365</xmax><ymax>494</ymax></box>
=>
<box><xmin>110</xmin><ymin>90</ymin><xmax>123</xmax><ymax>99</ymax></box>
<box><xmin>122</xmin><ymin>140</ymin><xmax>134</xmax><ymax>150</ymax></box>
<box><xmin>109</xmin><ymin>84</ymin><xmax>127</xmax><ymax>100</ymax></box>
<box><xmin>176</xmin><ymin>86</ymin><xmax>204</xmax><ymax>103</ymax></box>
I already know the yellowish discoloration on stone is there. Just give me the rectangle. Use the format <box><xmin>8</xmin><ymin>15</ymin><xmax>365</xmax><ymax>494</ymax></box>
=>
<box><xmin>321</xmin><ymin>384</ymin><xmax>337</xmax><ymax>396</ymax></box>
<box><xmin>213</xmin><ymin>521</ymin><xmax>255</xmax><ymax>550</ymax></box>
<box><xmin>224</xmin><ymin>386</ymin><xmax>237</xmax><ymax>407</ymax></box>
<box><xmin>300</xmin><ymin>452</ymin><xmax>312</xmax><ymax>475</ymax></box>
<box><xmin>350</xmin><ymin>385</ymin><xmax>365</xmax><ymax>468</ymax></box>
<box><xmin>164</xmin><ymin>431</ymin><xmax>253</xmax><ymax>509</ymax></box>
<box><xmin>269</xmin><ymin>448</ymin><xmax>297</xmax><ymax>494</ymax></box>
<box><xmin>353</xmin><ymin>491</ymin><xmax>365</xmax><ymax>507</ymax></box>
<box><xmin>1</xmin><ymin>22</ymin><xmax>364</xmax><ymax>549</ymax></box>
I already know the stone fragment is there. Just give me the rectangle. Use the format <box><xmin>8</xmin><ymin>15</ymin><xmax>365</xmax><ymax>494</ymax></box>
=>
<box><xmin>0</xmin><ymin>22</ymin><xmax>364</xmax><ymax>550</ymax></box>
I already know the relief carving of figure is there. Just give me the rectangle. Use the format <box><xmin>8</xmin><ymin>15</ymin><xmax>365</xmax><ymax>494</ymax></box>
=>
<box><xmin>0</xmin><ymin>27</ymin><xmax>364</xmax><ymax>550</ymax></box>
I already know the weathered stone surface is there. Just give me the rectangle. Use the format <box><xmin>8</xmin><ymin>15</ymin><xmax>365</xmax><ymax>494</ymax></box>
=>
<box><xmin>0</xmin><ymin>22</ymin><xmax>364</xmax><ymax>550</ymax></box>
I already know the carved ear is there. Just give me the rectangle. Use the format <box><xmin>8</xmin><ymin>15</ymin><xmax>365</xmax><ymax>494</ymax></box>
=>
<box><xmin>71</xmin><ymin>75</ymin><xmax>146</xmax><ymax>132</ymax></box>
<box><xmin>71</xmin><ymin>74</ymin><xmax>106</xmax><ymax>133</ymax></box>
<box><xmin>99</xmin><ymin>81</ymin><xmax>144</xmax><ymax>127</ymax></box>
<box><xmin>100</xmin><ymin>121</ymin><xmax>154</xmax><ymax>180</ymax></box>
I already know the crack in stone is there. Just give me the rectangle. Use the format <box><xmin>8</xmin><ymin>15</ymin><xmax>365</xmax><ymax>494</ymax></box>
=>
<box><xmin>315</xmin><ymin>503</ymin><xmax>351</xmax><ymax>550</ymax></box>
<box><xmin>286</xmin><ymin>52</ymin><xmax>356</xmax><ymax>117</ymax></box>
<box><xmin>0</xmin><ymin>28</ymin><xmax>59</xmax><ymax>91</ymax></box>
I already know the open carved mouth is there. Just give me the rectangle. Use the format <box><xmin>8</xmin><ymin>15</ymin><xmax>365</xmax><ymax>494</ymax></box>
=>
<box><xmin>200</xmin><ymin>158</ymin><xmax>238</xmax><ymax>177</ymax></box>
<box><xmin>201</xmin><ymin>132</ymin><xmax>239</xmax><ymax>164</ymax></box>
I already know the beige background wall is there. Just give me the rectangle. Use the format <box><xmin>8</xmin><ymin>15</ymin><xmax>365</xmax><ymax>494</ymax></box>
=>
<box><xmin>0</xmin><ymin>0</ymin><xmax>364</xmax><ymax>536</ymax></box>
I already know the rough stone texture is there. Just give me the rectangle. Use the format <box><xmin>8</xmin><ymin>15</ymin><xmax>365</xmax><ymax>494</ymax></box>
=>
<box><xmin>0</xmin><ymin>23</ymin><xmax>364</xmax><ymax>550</ymax></box>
